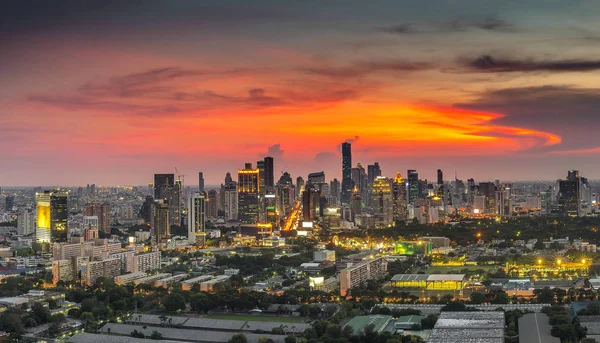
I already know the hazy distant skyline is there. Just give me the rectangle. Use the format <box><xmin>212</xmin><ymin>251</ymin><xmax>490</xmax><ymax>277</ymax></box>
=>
<box><xmin>2</xmin><ymin>0</ymin><xmax>600</xmax><ymax>185</ymax></box>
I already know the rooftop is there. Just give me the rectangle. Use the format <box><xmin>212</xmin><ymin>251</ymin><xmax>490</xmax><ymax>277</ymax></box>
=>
<box><xmin>344</xmin><ymin>315</ymin><xmax>392</xmax><ymax>335</ymax></box>
<box><xmin>518</xmin><ymin>313</ymin><xmax>560</xmax><ymax>343</ymax></box>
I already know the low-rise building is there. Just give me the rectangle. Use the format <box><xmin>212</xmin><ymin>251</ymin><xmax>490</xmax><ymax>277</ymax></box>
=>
<box><xmin>201</xmin><ymin>275</ymin><xmax>230</xmax><ymax>292</ymax></box>
<box><xmin>181</xmin><ymin>275</ymin><xmax>213</xmax><ymax>291</ymax></box>
<box><xmin>340</xmin><ymin>257</ymin><xmax>387</xmax><ymax>296</ymax></box>
<box><xmin>132</xmin><ymin>273</ymin><xmax>171</xmax><ymax>286</ymax></box>
<box><xmin>114</xmin><ymin>272</ymin><xmax>146</xmax><ymax>285</ymax></box>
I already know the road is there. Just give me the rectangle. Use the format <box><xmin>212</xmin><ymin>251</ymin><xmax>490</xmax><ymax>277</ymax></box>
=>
<box><xmin>282</xmin><ymin>200</ymin><xmax>301</xmax><ymax>231</ymax></box>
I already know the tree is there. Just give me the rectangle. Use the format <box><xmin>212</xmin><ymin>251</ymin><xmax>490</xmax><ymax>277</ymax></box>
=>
<box><xmin>534</xmin><ymin>287</ymin><xmax>555</xmax><ymax>304</ymax></box>
<box><xmin>131</xmin><ymin>330</ymin><xmax>145</xmax><ymax>338</ymax></box>
<box><xmin>163</xmin><ymin>293</ymin><xmax>186</xmax><ymax>312</ymax></box>
<box><xmin>150</xmin><ymin>330</ymin><xmax>163</xmax><ymax>340</ymax></box>
<box><xmin>533</xmin><ymin>241</ymin><xmax>545</xmax><ymax>250</ymax></box>
<box><xmin>468</xmin><ymin>292</ymin><xmax>486</xmax><ymax>304</ymax></box>
<box><xmin>284</xmin><ymin>335</ymin><xmax>297</xmax><ymax>343</ymax></box>
<box><xmin>421</xmin><ymin>314</ymin><xmax>438</xmax><ymax>330</ymax></box>
<box><xmin>441</xmin><ymin>301</ymin><xmax>466</xmax><ymax>312</ymax></box>
<box><xmin>228</xmin><ymin>333</ymin><xmax>248</xmax><ymax>343</ymax></box>
<box><xmin>490</xmin><ymin>291</ymin><xmax>509</xmax><ymax>305</ymax></box>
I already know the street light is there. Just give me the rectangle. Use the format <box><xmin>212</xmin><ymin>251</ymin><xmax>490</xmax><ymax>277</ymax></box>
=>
<box><xmin>556</xmin><ymin>259</ymin><xmax>562</xmax><ymax>266</ymax></box>
<box><xmin>537</xmin><ymin>259</ymin><xmax>542</xmax><ymax>265</ymax></box>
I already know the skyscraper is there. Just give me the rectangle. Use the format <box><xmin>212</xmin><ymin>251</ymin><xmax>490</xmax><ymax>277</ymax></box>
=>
<box><xmin>341</xmin><ymin>142</ymin><xmax>353</xmax><ymax>204</ymax></box>
<box><xmin>367</xmin><ymin>162</ymin><xmax>382</xmax><ymax>188</ymax></box>
<box><xmin>50</xmin><ymin>192</ymin><xmax>68</xmax><ymax>243</ymax></box>
<box><xmin>329</xmin><ymin>178</ymin><xmax>340</xmax><ymax>206</ymax></box>
<box><xmin>83</xmin><ymin>202</ymin><xmax>111</xmax><ymax>234</ymax></box>
<box><xmin>238</xmin><ymin>163</ymin><xmax>260</xmax><ymax>224</ymax></box>
<box><xmin>558</xmin><ymin>170</ymin><xmax>581</xmax><ymax>217</ymax></box>
<box><xmin>264</xmin><ymin>157</ymin><xmax>274</xmax><ymax>188</ymax></box>
<box><xmin>437</xmin><ymin>169</ymin><xmax>443</xmax><ymax>185</ymax></box>
<box><xmin>296</xmin><ymin>176</ymin><xmax>305</xmax><ymax>198</ymax></box>
<box><xmin>188</xmin><ymin>193</ymin><xmax>206</xmax><ymax>246</ymax></box>
<box><xmin>154</xmin><ymin>174</ymin><xmax>179</xmax><ymax>225</ymax></box>
<box><xmin>222</xmin><ymin>173</ymin><xmax>238</xmax><ymax>221</ymax></box>
<box><xmin>371</xmin><ymin>176</ymin><xmax>393</xmax><ymax>228</ymax></box>
<box><xmin>392</xmin><ymin>172</ymin><xmax>407</xmax><ymax>223</ymax></box>
<box><xmin>351</xmin><ymin>163</ymin><xmax>367</xmax><ymax>201</ymax></box>
<box><xmin>478</xmin><ymin>182</ymin><xmax>497</xmax><ymax>215</ymax></box>
<box><xmin>407</xmin><ymin>170</ymin><xmax>419</xmax><ymax>205</ymax></box>
<box><xmin>35</xmin><ymin>191</ymin><xmax>52</xmax><ymax>244</ymax></box>
<box><xmin>198</xmin><ymin>172</ymin><xmax>205</xmax><ymax>193</ymax></box>
<box><xmin>207</xmin><ymin>189</ymin><xmax>218</xmax><ymax>218</ymax></box>
<box><xmin>256</xmin><ymin>160</ymin><xmax>266</xmax><ymax>192</ymax></box>
<box><xmin>307</xmin><ymin>171</ymin><xmax>326</xmax><ymax>190</ymax></box>
<box><xmin>151</xmin><ymin>202</ymin><xmax>170</xmax><ymax>245</ymax></box>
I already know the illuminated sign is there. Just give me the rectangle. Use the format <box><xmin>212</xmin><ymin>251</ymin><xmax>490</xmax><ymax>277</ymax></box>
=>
<box><xmin>302</xmin><ymin>221</ymin><xmax>314</xmax><ymax>228</ymax></box>
<box><xmin>309</xmin><ymin>276</ymin><xmax>324</xmax><ymax>288</ymax></box>
<box><xmin>265</xmin><ymin>194</ymin><xmax>276</xmax><ymax>198</ymax></box>
<box><xmin>297</xmin><ymin>231</ymin><xmax>308</xmax><ymax>236</ymax></box>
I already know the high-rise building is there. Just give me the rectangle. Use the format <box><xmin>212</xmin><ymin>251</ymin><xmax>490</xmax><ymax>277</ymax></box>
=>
<box><xmin>478</xmin><ymin>182</ymin><xmax>497</xmax><ymax>215</ymax></box>
<box><xmin>139</xmin><ymin>196</ymin><xmax>154</xmax><ymax>223</ymax></box>
<box><xmin>558</xmin><ymin>170</ymin><xmax>580</xmax><ymax>217</ymax></box>
<box><xmin>5</xmin><ymin>196</ymin><xmax>14</xmax><ymax>212</ymax></box>
<box><xmin>198</xmin><ymin>172</ymin><xmax>205</xmax><ymax>193</ymax></box>
<box><xmin>238</xmin><ymin>163</ymin><xmax>260</xmax><ymax>224</ymax></box>
<box><xmin>264</xmin><ymin>157</ymin><xmax>274</xmax><ymax>188</ymax></box>
<box><xmin>437</xmin><ymin>169</ymin><xmax>443</xmax><ymax>185</ymax></box>
<box><xmin>83</xmin><ymin>202</ymin><xmax>111</xmax><ymax>234</ymax></box>
<box><xmin>371</xmin><ymin>176</ymin><xmax>393</xmax><ymax>228</ymax></box>
<box><xmin>256</xmin><ymin>160</ymin><xmax>266</xmax><ymax>192</ymax></box>
<box><xmin>367</xmin><ymin>162</ymin><xmax>382</xmax><ymax>188</ymax></box>
<box><xmin>296</xmin><ymin>176</ymin><xmax>305</xmax><ymax>198</ymax></box>
<box><xmin>341</xmin><ymin>142</ymin><xmax>353</xmax><ymax>204</ymax></box>
<box><xmin>392</xmin><ymin>172</ymin><xmax>407</xmax><ymax>223</ymax></box>
<box><xmin>35</xmin><ymin>191</ymin><xmax>51</xmax><ymax>244</ymax></box>
<box><xmin>207</xmin><ymin>189</ymin><xmax>218</xmax><ymax>218</ymax></box>
<box><xmin>407</xmin><ymin>170</ymin><xmax>419</xmax><ymax>205</ymax></box>
<box><xmin>188</xmin><ymin>193</ymin><xmax>206</xmax><ymax>245</ymax></box>
<box><xmin>50</xmin><ymin>192</ymin><xmax>68</xmax><ymax>243</ymax></box>
<box><xmin>307</xmin><ymin>171</ymin><xmax>326</xmax><ymax>190</ymax></box>
<box><xmin>222</xmin><ymin>173</ymin><xmax>238</xmax><ymax>222</ymax></box>
<box><xmin>351</xmin><ymin>163</ymin><xmax>367</xmax><ymax>202</ymax></box>
<box><xmin>153</xmin><ymin>174</ymin><xmax>179</xmax><ymax>226</ymax></box>
<box><xmin>18</xmin><ymin>209</ymin><xmax>35</xmax><ymax>235</ymax></box>
<box><xmin>151</xmin><ymin>202</ymin><xmax>170</xmax><ymax>245</ymax></box>
<box><xmin>340</xmin><ymin>257</ymin><xmax>388</xmax><ymax>296</ymax></box>
<box><xmin>277</xmin><ymin>172</ymin><xmax>295</xmax><ymax>216</ymax></box>
<box><xmin>329</xmin><ymin>178</ymin><xmax>340</xmax><ymax>206</ymax></box>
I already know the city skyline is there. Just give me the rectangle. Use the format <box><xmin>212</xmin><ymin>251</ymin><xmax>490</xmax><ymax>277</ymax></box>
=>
<box><xmin>3</xmin><ymin>1</ymin><xmax>600</xmax><ymax>185</ymax></box>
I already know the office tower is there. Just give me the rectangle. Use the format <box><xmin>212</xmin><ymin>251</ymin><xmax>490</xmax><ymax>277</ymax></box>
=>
<box><xmin>264</xmin><ymin>187</ymin><xmax>279</xmax><ymax>228</ymax></box>
<box><xmin>392</xmin><ymin>172</ymin><xmax>407</xmax><ymax>223</ymax></box>
<box><xmin>264</xmin><ymin>157</ymin><xmax>274</xmax><ymax>188</ymax></box>
<box><xmin>277</xmin><ymin>172</ymin><xmax>294</xmax><ymax>215</ymax></box>
<box><xmin>351</xmin><ymin>163</ymin><xmax>367</xmax><ymax>203</ymax></box>
<box><xmin>83</xmin><ymin>216</ymin><xmax>99</xmax><ymax>230</ymax></box>
<box><xmin>329</xmin><ymin>178</ymin><xmax>340</xmax><ymax>206</ymax></box>
<box><xmin>153</xmin><ymin>174</ymin><xmax>179</xmax><ymax>226</ymax></box>
<box><xmin>341</xmin><ymin>142</ymin><xmax>353</xmax><ymax>204</ymax></box>
<box><xmin>83</xmin><ymin>202</ymin><xmax>111</xmax><ymax>234</ymax></box>
<box><xmin>367</xmin><ymin>162</ymin><xmax>382</xmax><ymax>188</ymax></box>
<box><xmin>207</xmin><ymin>189</ymin><xmax>218</xmax><ymax>218</ymax></box>
<box><xmin>238</xmin><ymin>163</ymin><xmax>260</xmax><ymax>224</ymax></box>
<box><xmin>350</xmin><ymin>187</ymin><xmax>362</xmax><ymax>221</ymax></box>
<box><xmin>558</xmin><ymin>170</ymin><xmax>580</xmax><ymax>217</ymax></box>
<box><xmin>437</xmin><ymin>169</ymin><xmax>443</xmax><ymax>185</ymax></box>
<box><xmin>5</xmin><ymin>196</ymin><xmax>14</xmax><ymax>212</ymax></box>
<box><xmin>581</xmin><ymin>177</ymin><xmax>592</xmax><ymax>215</ymax></box>
<box><xmin>151</xmin><ymin>202</ymin><xmax>170</xmax><ymax>245</ymax></box>
<box><xmin>296</xmin><ymin>176</ymin><xmax>305</xmax><ymax>198</ymax></box>
<box><xmin>407</xmin><ymin>170</ymin><xmax>419</xmax><ymax>205</ymax></box>
<box><xmin>50</xmin><ymin>191</ymin><xmax>68</xmax><ymax>243</ymax></box>
<box><xmin>198</xmin><ymin>172</ymin><xmax>205</xmax><ymax>193</ymax></box>
<box><xmin>256</xmin><ymin>160</ymin><xmax>266</xmax><ymax>192</ymax></box>
<box><xmin>18</xmin><ymin>209</ymin><xmax>35</xmax><ymax>235</ymax></box>
<box><xmin>139</xmin><ymin>196</ymin><xmax>154</xmax><ymax>223</ymax></box>
<box><xmin>478</xmin><ymin>182</ymin><xmax>497</xmax><ymax>215</ymax></box>
<box><xmin>467</xmin><ymin>178</ymin><xmax>476</xmax><ymax>205</ymax></box>
<box><xmin>188</xmin><ymin>193</ymin><xmax>206</xmax><ymax>246</ymax></box>
<box><xmin>307</xmin><ymin>171</ymin><xmax>326</xmax><ymax>190</ymax></box>
<box><xmin>35</xmin><ymin>191</ymin><xmax>52</xmax><ymax>244</ymax></box>
<box><xmin>175</xmin><ymin>178</ymin><xmax>183</xmax><ymax>226</ymax></box>
<box><xmin>222</xmin><ymin>173</ymin><xmax>238</xmax><ymax>221</ymax></box>
<box><xmin>371</xmin><ymin>176</ymin><xmax>393</xmax><ymax>228</ymax></box>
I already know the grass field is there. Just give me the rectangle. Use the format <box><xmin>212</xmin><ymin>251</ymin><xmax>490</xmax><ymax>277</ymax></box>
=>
<box><xmin>424</xmin><ymin>265</ymin><xmax>499</xmax><ymax>274</ymax></box>
<box><xmin>206</xmin><ymin>313</ymin><xmax>306</xmax><ymax>323</ymax></box>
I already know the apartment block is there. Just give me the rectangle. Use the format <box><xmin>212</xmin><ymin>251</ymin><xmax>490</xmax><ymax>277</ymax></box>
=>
<box><xmin>339</xmin><ymin>257</ymin><xmax>388</xmax><ymax>296</ymax></box>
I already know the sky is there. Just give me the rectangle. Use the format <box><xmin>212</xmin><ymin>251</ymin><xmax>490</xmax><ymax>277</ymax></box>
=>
<box><xmin>2</xmin><ymin>0</ymin><xmax>600</xmax><ymax>186</ymax></box>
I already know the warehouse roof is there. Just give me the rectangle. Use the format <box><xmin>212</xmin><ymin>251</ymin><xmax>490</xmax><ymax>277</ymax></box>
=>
<box><xmin>518</xmin><ymin>313</ymin><xmax>559</xmax><ymax>343</ymax></box>
<box><xmin>344</xmin><ymin>315</ymin><xmax>392</xmax><ymax>335</ymax></box>
<box><xmin>391</xmin><ymin>274</ymin><xmax>466</xmax><ymax>282</ymax></box>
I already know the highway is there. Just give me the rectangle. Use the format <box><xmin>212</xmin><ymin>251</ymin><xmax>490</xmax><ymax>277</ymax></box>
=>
<box><xmin>282</xmin><ymin>200</ymin><xmax>301</xmax><ymax>231</ymax></box>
